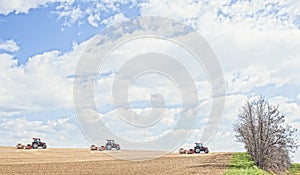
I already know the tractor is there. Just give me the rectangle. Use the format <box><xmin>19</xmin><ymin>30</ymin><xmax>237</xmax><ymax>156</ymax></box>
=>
<box><xmin>31</xmin><ymin>138</ymin><xmax>47</xmax><ymax>149</ymax></box>
<box><xmin>194</xmin><ymin>143</ymin><xmax>209</xmax><ymax>154</ymax></box>
<box><xmin>105</xmin><ymin>139</ymin><xmax>120</xmax><ymax>150</ymax></box>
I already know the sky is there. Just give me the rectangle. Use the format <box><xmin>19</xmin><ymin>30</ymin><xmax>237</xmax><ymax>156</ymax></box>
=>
<box><xmin>0</xmin><ymin>0</ymin><xmax>300</xmax><ymax>161</ymax></box>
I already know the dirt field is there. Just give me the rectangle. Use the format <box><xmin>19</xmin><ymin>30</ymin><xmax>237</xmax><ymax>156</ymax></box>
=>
<box><xmin>0</xmin><ymin>147</ymin><xmax>232</xmax><ymax>175</ymax></box>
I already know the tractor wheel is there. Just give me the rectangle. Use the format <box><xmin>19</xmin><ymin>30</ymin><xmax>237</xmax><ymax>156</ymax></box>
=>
<box><xmin>42</xmin><ymin>144</ymin><xmax>47</xmax><ymax>149</ymax></box>
<box><xmin>32</xmin><ymin>143</ymin><xmax>38</xmax><ymax>149</ymax></box>
<box><xmin>116</xmin><ymin>146</ymin><xmax>120</xmax><ymax>150</ymax></box>
<box><xmin>106</xmin><ymin>145</ymin><xmax>112</xmax><ymax>150</ymax></box>
<box><xmin>194</xmin><ymin>148</ymin><xmax>201</xmax><ymax>154</ymax></box>
<box><xmin>204</xmin><ymin>149</ymin><xmax>209</xmax><ymax>154</ymax></box>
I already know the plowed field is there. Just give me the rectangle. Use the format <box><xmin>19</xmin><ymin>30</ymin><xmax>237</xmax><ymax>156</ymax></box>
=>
<box><xmin>0</xmin><ymin>147</ymin><xmax>232</xmax><ymax>175</ymax></box>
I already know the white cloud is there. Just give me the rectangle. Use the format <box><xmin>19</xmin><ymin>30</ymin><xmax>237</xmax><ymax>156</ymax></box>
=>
<box><xmin>0</xmin><ymin>115</ymin><xmax>88</xmax><ymax>148</ymax></box>
<box><xmin>137</xmin><ymin>0</ymin><xmax>300</xmax><ymax>97</ymax></box>
<box><xmin>87</xmin><ymin>14</ymin><xmax>100</xmax><ymax>27</ymax></box>
<box><xmin>53</xmin><ymin>1</ymin><xmax>133</xmax><ymax>28</ymax></box>
<box><xmin>139</xmin><ymin>0</ymin><xmax>300</xmax><ymax>30</ymax></box>
<box><xmin>140</xmin><ymin>0</ymin><xmax>202</xmax><ymax>20</ymax></box>
<box><xmin>101</xmin><ymin>13</ymin><xmax>128</xmax><ymax>26</ymax></box>
<box><xmin>98</xmin><ymin>107</ymin><xmax>181</xmax><ymax>142</ymax></box>
<box><xmin>225</xmin><ymin>67</ymin><xmax>273</xmax><ymax>94</ymax></box>
<box><xmin>56</xmin><ymin>6</ymin><xmax>82</xmax><ymax>27</ymax></box>
<box><xmin>0</xmin><ymin>0</ymin><xmax>74</xmax><ymax>15</ymax></box>
<box><xmin>209</xmin><ymin>28</ymin><xmax>300</xmax><ymax>94</ymax></box>
<box><xmin>0</xmin><ymin>39</ymin><xmax>20</xmax><ymax>52</ymax></box>
<box><xmin>269</xmin><ymin>96</ymin><xmax>300</xmax><ymax>122</ymax></box>
<box><xmin>0</xmin><ymin>38</ymin><xmax>89</xmax><ymax>117</ymax></box>
<box><xmin>0</xmin><ymin>53</ymin><xmax>16</xmax><ymax>68</ymax></box>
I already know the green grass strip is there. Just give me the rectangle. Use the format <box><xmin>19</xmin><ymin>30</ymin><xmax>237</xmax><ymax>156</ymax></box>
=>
<box><xmin>223</xmin><ymin>152</ymin><xmax>270</xmax><ymax>175</ymax></box>
<box><xmin>289</xmin><ymin>163</ymin><xmax>300</xmax><ymax>175</ymax></box>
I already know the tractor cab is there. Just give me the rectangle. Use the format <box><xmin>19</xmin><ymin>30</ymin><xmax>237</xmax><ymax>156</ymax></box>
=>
<box><xmin>106</xmin><ymin>139</ymin><xmax>115</xmax><ymax>145</ymax></box>
<box><xmin>194</xmin><ymin>142</ymin><xmax>209</xmax><ymax>154</ymax></box>
<box><xmin>33</xmin><ymin>138</ymin><xmax>41</xmax><ymax>143</ymax></box>
<box><xmin>195</xmin><ymin>143</ymin><xmax>203</xmax><ymax>147</ymax></box>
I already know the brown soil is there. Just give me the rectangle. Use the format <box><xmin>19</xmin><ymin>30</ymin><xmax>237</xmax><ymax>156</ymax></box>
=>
<box><xmin>0</xmin><ymin>147</ymin><xmax>232</xmax><ymax>175</ymax></box>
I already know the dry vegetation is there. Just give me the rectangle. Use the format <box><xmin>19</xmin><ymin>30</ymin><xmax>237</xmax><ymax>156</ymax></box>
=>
<box><xmin>0</xmin><ymin>147</ymin><xmax>232</xmax><ymax>175</ymax></box>
<box><xmin>235</xmin><ymin>97</ymin><xmax>298</xmax><ymax>172</ymax></box>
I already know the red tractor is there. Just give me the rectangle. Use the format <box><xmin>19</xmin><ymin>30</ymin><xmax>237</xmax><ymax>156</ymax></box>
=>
<box><xmin>105</xmin><ymin>139</ymin><xmax>120</xmax><ymax>150</ymax></box>
<box><xmin>194</xmin><ymin>143</ymin><xmax>209</xmax><ymax>154</ymax></box>
<box><xmin>31</xmin><ymin>138</ymin><xmax>47</xmax><ymax>149</ymax></box>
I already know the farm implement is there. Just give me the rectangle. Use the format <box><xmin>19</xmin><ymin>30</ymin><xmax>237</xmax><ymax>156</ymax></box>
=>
<box><xmin>16</xmin><ymin>138</ymin><xmax>47</xmax><ymax>149</ymax></box>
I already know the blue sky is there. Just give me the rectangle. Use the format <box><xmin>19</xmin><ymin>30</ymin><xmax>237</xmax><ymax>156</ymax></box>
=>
<box><xmin>0</xmin><ymin>0</ymin><xmax>300</xmax><ymax>161</ymax></box>
<box><xmin>0</xmin><ymin>1</ymin><xmax>140</xmax><ymax>64</ymax></box>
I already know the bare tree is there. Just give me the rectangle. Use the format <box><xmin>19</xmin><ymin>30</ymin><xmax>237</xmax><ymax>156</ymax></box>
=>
<box><xmin>234</xmin><ymin>96</ymin><xmax>298</xmax><ymax>173</ymax></box>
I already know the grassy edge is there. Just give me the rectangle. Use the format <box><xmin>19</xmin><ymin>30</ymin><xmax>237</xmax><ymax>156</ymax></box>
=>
<box><xmin>223</xmin><ymin>152</ymin><xmax>270</xmax><ymax>175</ymax></box>
<box><xmin>289</xmin><ymin>163</ymin><xmax>300</xmax><ymax>175</ymax></box>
